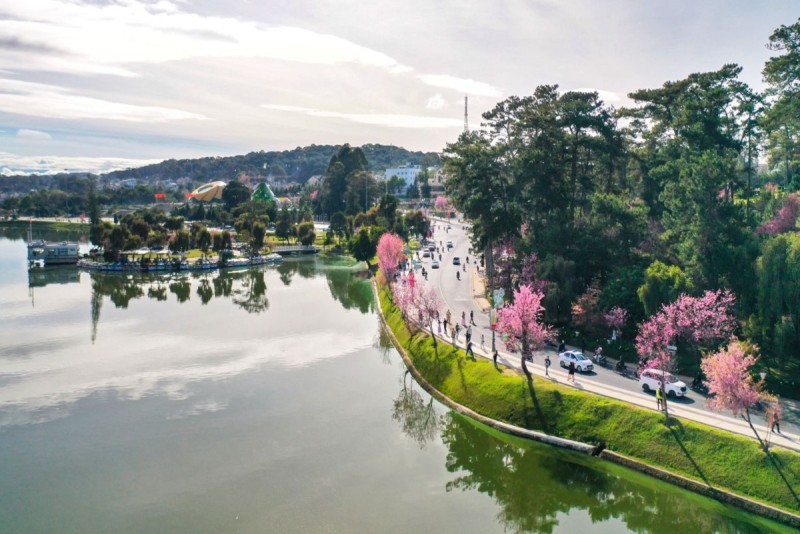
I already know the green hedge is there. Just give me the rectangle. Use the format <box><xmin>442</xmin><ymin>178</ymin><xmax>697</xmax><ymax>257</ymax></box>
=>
<box><xmin>378</xmin><ymin>283</ymin><xmax>800</xmax><ymax>514</ymax></box>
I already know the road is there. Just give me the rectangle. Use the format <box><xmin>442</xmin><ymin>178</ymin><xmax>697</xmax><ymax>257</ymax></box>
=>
<box><xmin>412</xmin><ymin>216</ymin><xmax>800</xmax><ymax>453</ymax></box>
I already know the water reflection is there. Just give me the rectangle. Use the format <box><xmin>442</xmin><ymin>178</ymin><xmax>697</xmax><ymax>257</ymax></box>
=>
<box><xmin>392</xmin><ymin>371</ymin><xmax>444</xmax><ymax>449</ymax></box>
<box><xmin>89</xmin><ymin>269</ymin><xmax>269</xmax><ymax>312</ymax></box>
<box><xmin>441</xmin><ymin>413</ymin><xmax>771</xmax><ymax>534</ymax></box>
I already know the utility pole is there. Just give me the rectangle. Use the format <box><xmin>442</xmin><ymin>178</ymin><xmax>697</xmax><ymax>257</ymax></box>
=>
<box><xmin>464</xmin><ymin>95</ymin><xmax>469</xmax><ymax>133</ymax></box>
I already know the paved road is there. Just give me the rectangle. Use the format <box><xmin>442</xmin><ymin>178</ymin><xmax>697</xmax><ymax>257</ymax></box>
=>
<box><xmin>412</xmin><ymin>217</ymin><xmax>800</xmax><ymax>453</ymax></box>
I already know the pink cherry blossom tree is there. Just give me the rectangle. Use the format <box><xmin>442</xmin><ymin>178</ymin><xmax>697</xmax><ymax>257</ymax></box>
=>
<box><xmin>636</xmin><ymin>289</ymin><xmax>736</xmax><ymax>369</ymax></box>
<box><xmin>377</xmin><ymin>232</ymin><xmax>405</xmax><ymax>282</ymax></box>
<box><xmin>757</xmin><ymin>193</ymin><xmax>800</xmax><ymax>235</ymax></box>
<box><xmin>411</xmin><ymin>284</ymin><xmax>442</xmax><ymax>345</ymax></box>
<box><xmin>636</xmin><ymin>289</ymin><xmax>736</xmax><ymax>419</ymax></box>
<box><xmin>495</xmin><ymin>284</ymin><xmax>555</xmax><ymax>377</ymax></box>
<box><xmin>434</xmin><ymin>196</ymin><xmax>451</xmax><ymax>212</ymax></box>
<box><xmin>701</xmin><ymin>341</ymin><xmax>765</xmax><ymax>448</ymax></box>
<box><xmin>604</xmin><ymin>306</ymin><xmax>628</xmax><ymax>336</ymax></box>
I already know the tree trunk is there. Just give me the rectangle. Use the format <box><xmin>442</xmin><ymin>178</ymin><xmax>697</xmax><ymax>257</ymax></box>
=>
<box><xmin>743</xmin><ymin>409</ymin><xmax>767</xmax><ymax>451</ymax></box>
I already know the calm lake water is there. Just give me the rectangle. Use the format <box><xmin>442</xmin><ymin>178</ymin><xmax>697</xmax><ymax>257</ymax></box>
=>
<box><xmin>0</xmin><ymin>230</ymin><xmax>791</xmax><ymax>533</ymax></box>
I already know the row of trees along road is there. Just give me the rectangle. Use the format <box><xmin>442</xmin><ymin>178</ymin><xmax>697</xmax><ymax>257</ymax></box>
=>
<box><xmin>443</xmin><ymin>18</ymin><xmax>800</xmax><ymax>398</ymax></box>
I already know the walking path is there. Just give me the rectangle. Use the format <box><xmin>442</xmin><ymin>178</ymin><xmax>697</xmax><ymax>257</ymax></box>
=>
<box><xmin>419</xmin><ymin>217</ymin><xmax>800</xmax><ymax>453</ymax></box>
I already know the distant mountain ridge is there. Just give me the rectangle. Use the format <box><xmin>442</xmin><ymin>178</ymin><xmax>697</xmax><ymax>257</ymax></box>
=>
<box><xmin>0</xmin><ymin>144</ymin><xmax>441</xmax><ymax>195</ymax></box>
<box><xmin>107</xmin><ymin>144</ymin><xmax>441</xmax><ymax>184</ymax></box>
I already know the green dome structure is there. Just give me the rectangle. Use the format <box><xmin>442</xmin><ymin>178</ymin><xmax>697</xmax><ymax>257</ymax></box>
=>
<box><xmin>251</xmin><ymin>182</ymin><xmax>276</xmax><ymax>203</ymax></box>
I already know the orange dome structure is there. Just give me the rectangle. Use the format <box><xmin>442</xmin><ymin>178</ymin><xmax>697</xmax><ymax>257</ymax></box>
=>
<box><xmin>189</xmin><ymin>181</ymin><xmax>227</xmax><ymax>202</ymax></box>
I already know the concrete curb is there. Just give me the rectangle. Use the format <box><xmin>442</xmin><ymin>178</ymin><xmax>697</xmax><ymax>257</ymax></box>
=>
<box><xmin>372</xmin><ymin>279</ymin><xmax>800</xmax><ymax>529</ymax></box>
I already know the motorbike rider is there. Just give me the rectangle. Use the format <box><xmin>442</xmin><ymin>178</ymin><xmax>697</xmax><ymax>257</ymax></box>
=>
<box><xmin>593</xmin><ymin>347</ymin><xmax>606</xmax><ymax>364</ymax></box>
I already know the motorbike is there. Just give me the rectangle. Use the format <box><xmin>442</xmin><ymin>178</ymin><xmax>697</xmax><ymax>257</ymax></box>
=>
<box><xmin>615</xmin><ymin>359</ymin><xmax>628</xmax><ymax>377</ymax></box>
<box><xmin>691</xmin><ymin>373</ymin><xmax>708</xmax><ymax>394</ymax></box>
<box><xmin>593</xmin><ymin>351</ymin><xmax>607</xmax><ymax>367</ymax></box>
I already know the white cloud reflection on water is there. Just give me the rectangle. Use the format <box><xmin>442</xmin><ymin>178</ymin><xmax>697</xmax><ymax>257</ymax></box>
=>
<box><xmin>0</xmin><ymin>267</ymin><xmax>378</xmax><ymax>429</ymax></box>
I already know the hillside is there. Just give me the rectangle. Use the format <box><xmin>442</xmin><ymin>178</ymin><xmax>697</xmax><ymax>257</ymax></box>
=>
<box><xmin>0</xmin><ymin>144</ymin><xmax>441</xmax><ymax>195</ymax></box>
<box><xmin>107</xmin><ymin>144</ymin><xmax>440</xmax><ymax>184</ymax></box>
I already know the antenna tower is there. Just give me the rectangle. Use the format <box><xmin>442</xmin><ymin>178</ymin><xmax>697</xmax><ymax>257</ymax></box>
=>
<box><xmin>463</xmin><ymin>95</ymin><xmax>469</xmax><ymax>133</ymax></box>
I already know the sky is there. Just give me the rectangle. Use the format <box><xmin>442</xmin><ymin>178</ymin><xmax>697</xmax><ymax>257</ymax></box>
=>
<box><xmin>0</xmin><ymin>0</ymin><xmax>797</xmax><ymax>175</ymax></box>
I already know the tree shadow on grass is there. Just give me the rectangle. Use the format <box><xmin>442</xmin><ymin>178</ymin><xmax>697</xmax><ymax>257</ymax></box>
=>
<box><xmin>764</xmin><ymin>449</ymin><xmax>800</xmax><ymax>508</ymax></box>
<box><xmin>667</xmin><ymin>420</ymin><xmax>712</xmax><ymax>487</ymax></box>
<box><xmin>526</xmin><ymin>375</ymin><xmax>549</xmax><ymax>434</ymax></box>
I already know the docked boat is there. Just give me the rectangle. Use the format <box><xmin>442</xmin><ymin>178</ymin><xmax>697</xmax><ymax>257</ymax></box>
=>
<box><xmin>27</xmin><ymin>224</ymin><xmax>80</xmax><ymax>267</ymax></box>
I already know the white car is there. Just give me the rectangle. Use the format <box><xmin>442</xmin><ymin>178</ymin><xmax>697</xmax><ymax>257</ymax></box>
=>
<box><xmin>431</xmin><ymin>260</ymin><xmax>439</xmax><ymax>269</ymax></box>
<box><xmin>639</xmin><ymin>369</ymin><xmax>687</xmax><ymax>398</ymax></box>
<box><xmin>558</xmin><ymin>350</ymin><xmax>593</xmax><ymax>373</ymax></box>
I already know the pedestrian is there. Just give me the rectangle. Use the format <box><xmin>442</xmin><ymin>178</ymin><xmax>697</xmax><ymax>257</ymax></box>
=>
<box><xmin>558</xmin><ymin>340</ymin><xmax>566</xmax><ymax>353</ymax></box>
<box><xmin>449</xmin><ymin>324</ymin><xmax>455</xmax><ymax>341</ymax></box>
<box><xmin>480</xmin><ymin>334</ymin><xmax>485</xmax><ymax>350</ymax></box>
<box><xmin>470</xmin><ymin>310</ymin><xmax>475</xmax><ymax>325</ymax></box>
<box><xmin>443</xmin><ymin>318</ymin><xmax>448</xmax><ymax>332</ymax></box>
<box><xmin>493</xmin><ymin>350</ymin><xmax>498</xmax><ymax>365</ymax></box>
<box><xmin>771</xmin><ymin>411</ymin><xmax>782</xmax><ymax>434</ymax></box>
<box><xmin>461</xmin><ymin>311</ymin><xmax>466</xmax><ymax>326</ymax></box>
<box><xmin>544</xmin><ymin>355</ymin><xmax>551</xmax><ymax>376</ymax></box>
<box><xmin>446</xmin><ymin>309</ymin><xmax>451</xmax><ymax>324</ymax></box>
<box><xmin>466</xmin><ymin>341</ymin><xmax>474</xmax><ymax>358</ymax></box>
<box><xmin>656</xmin><ymin>385</ymin><xmax>664</xmax><ymax>411</ymax></box>
<box><xmin>437</xmin><ymin>319</ymin><xmax>442</xmax><ymax>335</ymax></box>
<box><xmin>455</xmin><ymin>323</ymin><xmax>461</xmax><ymax>340</ymax></box>
<box><xmin>567</xmin><ymin>361</ymin><xmax>576</xmax><ymax>383</ymax></box>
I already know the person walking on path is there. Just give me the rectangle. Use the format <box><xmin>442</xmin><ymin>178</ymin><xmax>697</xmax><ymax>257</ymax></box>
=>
<box><xmin>455</xmin><ymin>323</ymin><xmax>461</xmax><ymax>341</ymax></box>
<box><xmin>461</xmin><ymin>311</ymin><xmax>466</xmax><ymax>326</ymax></box>
<box><xmin>470</xmin><ymin>310</ymin><xmax>475</xmax><ymax>325</ymax></box>
<box><xmin>480</xmin><ymin>334</ymin><xmax>485</xmax><ymax>351</ymax></box>
<box><xmin>437</xmin><ymin>319</ymin><xmax>442</xmax><ymax>335</ymax></box>
<box><xmin>544</xmin><ymin>355</ymin><xmax>551</xmax><ymax>377</ymax></box>
<box><xmin>449</xmin><ymin>324</ymin><xmax>455</xmax><ymax>342</ymax></box>
<box><xmin>656</xmin><ymin>385</ymin><xmax>664</xmax><ymax>411</ymax></box>
<box><xmin>771</xmin><ymin>411</ymin><xmax>782</xmax><ymax>434</ymax></box>
<box><xmin>446</xmin><ymin>309</ymin><xmax>451</xmax><ymax>325</ymax></box>
<box><xmin>567</xmin><ymin>361</ymin><xmax>576</xmax><ymax>383</ymax></box>
<box><xmin>466</xmin><ymin>341</ymin><xmax>475</xmax><ymax>359</ymax></box>
<box><xmin>493</xmin><ymin>350</ymin><xmax>498</xmax><ymax>366</ymax></box>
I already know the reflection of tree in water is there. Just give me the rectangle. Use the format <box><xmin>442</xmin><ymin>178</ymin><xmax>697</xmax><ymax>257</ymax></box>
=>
<box><xmin>392</xmin><ymin>372</ymin><xmax>443</xmax><ymax>449</ymax></box>
<box><xmin>441</xmin><ymin>414</ymin><xmax>768</xmax><ymax>534</ymax></box>
<box><xmin>325</xmin><ymin>269</ymin><xmax>374</xmax><ymax>314</ymax></box>
<box><xmin>196</xmin><ymin>277</ymin><xmax>213</xmax><ymax>304</ymax></box>
<box><xmin>169</xmin><ymin>279</ymin><xmax>191</xmax><ymax>303</ymax></box>
<box><xmin>90</xmin><ymin>276</ymin><xmax>103</xmax><ymax>344</ymax></box>
<box><xmin>276</xmin><ymin>258</ymin><xmax>317</xmax><ymax>286</ymax></box>
<box><xmin>231</xmin><ymin>269</ymin><xmax>269</xmax><ymax>314</ymax></box>
<box><xmin>147</xmin><ymin>285</ymin><xmax>168</xmax><ymax>301</ymax></box>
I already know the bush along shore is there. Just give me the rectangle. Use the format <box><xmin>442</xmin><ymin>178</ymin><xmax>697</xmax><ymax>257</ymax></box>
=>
<box><xmin>375</xmin><ymin>281</ymin><xmax>800</xmax><ymax>528</ymax></box>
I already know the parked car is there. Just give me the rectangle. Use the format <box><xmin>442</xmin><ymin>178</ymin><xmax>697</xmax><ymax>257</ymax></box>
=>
<box><xmin>558</xmin><ymin>350</ymin><xmax>593</xmax><ymax>373</ymax></box>
<box><xmin>431</xmin><ymin>260</ymin><xmax>439</xmax><ymax>269</ymax></box>
<box><xmin>453</xmin><ymin>256</ymin><xmax>461</xmax><ymax>265</ymax></box>
<box><xmin>446</xmin><ymin>240</ymin><xmax>453</xmax><ymax>249</ymax></box>
<box><xmin>428</xmin><ymin>243</ymin><xmax>436</xmax><ymax>251</ymax></box>
<box><xmin>639</xmin><ymin>369</ymin><xmax>687</xmax><ymax>398</ymax></box>
<box><xmin>422</xmin><ymin>250</ymin><xmax>431</xmax><ymax>258</ymax></box>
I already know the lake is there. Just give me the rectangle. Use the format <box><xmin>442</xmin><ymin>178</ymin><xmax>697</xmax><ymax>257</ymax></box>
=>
<box><xmin>0</xmin><ymin>231</ymin><xmax>789</xmax><ymax>533</ymax></box>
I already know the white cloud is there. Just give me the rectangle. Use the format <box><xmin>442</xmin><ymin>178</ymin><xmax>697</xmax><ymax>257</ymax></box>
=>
<box><xmin>425</xmin><ymin>93</ymin><xmax>447</xmax><ymax>110</ymax></box>
<box><xmin>0</xmin><ymin>78</ymin><xmax>207</xmax><ymax>122</ymax></box>
<box><xmin>0</xmin><ymin>152</ymin><xmax>163</xmax><ymax>176</ymax></box>
<box><xmin>0</xmin><ymin>0</ymin><xmax>408</xmax><ymax>77</ymax></box>
<box><xmin>418</xmin><ymin>74</ymin><xmax>501</xmax><ymax>97</ymax></box>
<box><xmin>262</xmin><ymin>104</ymin><xmax>462</xmax><ymax>129</ymax></box>
<box><xmin>16</xmin><ymin>129</ymin><xmax>51</xmax><ymax>140</ymax></box>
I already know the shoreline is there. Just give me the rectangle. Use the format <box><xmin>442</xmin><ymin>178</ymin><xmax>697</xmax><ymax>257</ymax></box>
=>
<box><xmin>371</xmin><ymin>278</ymin><xmax>800</xmax><ymax>529</ymax></box>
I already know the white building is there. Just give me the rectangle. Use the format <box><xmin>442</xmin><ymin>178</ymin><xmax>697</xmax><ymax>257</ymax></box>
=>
<box><xmin>384</xmin><ymin>165</ymin><xmax>422</xmax><ymax>190</ymax></box>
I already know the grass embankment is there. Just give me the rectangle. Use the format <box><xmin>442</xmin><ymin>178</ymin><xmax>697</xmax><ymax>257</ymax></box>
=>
<box><xmin>378</xmin><ymin>283</ymin><xmax>800</xmax><ymax>514</ymax></box>
<box><xmin>0</xmin><ymin>219</ymin><xmax>87</xmax><ymax>232</ymax></box>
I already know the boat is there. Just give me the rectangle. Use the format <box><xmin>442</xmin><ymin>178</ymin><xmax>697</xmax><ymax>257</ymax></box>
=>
<box><xmin>27</xmin><ymin>224</ymin><xmax>80</xmax><ymax>267</ymax></box>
